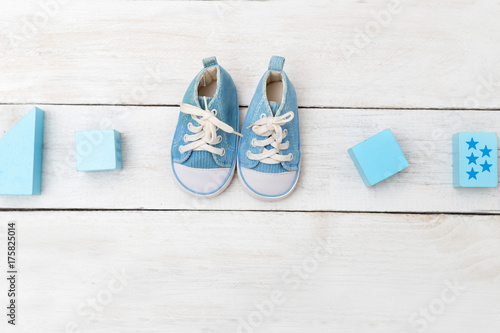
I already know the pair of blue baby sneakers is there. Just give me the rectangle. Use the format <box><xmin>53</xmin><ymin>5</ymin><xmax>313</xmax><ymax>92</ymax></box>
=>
<box><xmin>171</xmin><ymin>56</ymin><xmax>301</xmax><ymax>201</ymax></box>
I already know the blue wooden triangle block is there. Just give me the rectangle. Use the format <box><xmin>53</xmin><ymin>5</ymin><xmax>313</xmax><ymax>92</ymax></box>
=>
<box><xmin>0</xmin><ymin>107</ymin><xmax>44</xmax><ymax>195</ymax></box>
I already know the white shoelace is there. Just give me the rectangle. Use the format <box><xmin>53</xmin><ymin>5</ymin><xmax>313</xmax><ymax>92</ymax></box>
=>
<box><xmin>247</xmin><ymin>111</ymin><xmax>294</xmax><ymax>164</ymax></box>
<box><xmin>179</xmin><ymin>97</ymin><xmax>242</xmax><ymax>156</ymax></box>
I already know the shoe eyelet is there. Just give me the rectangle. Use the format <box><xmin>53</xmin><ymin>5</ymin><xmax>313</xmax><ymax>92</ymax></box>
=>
<box><xmin>251</xmin><ymin>138</ymin><xmax>257</xmax><ymax>147</ymax></box>
<box><xmin>288</xmin><ymin>153</ymin><xmax>293</xmax><ymax>161</ymax></box>
<box><xmin>283</xmin><ymin>129</ymin><xmax>288</xmax><ymax>136</ymax></box>
<box><xmin>179</xmin><ymin>146</ymin><xmax>184</xmax><ymax>154</ymax></box>
<box><xmin>220</xmin><ymin>148</ymin><xmax>226</xmax><ymax>157</ymax></box>
<box><xmin>187</xmin><ymin>123</ymin><xmax>193</xmax><ymax>131</ymax></box>
<box><xmin>183</xmin><ymin>134</ymin><xmax>188</xmax><ymax>142</ymax></box>
<box><xmin>260</xmin><ymin>113</ymin><xmax>266</xmax><ymax>119</ymax></box>
<box><xmin>211</xmin><ymin>109</ymin><xmax>218</xmax><ymax>116</ymax></box>
<box><xmin>246</xmin><ymin>151</ymin><xmax>251</xmax><ymax>158</ymax></box>
<box><xmin>217</xmin><ymin>135</ymin><xmax>223</xmax><ymax>144</ymax></box>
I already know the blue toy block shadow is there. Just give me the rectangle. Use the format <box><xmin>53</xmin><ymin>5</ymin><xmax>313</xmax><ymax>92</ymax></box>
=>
<box><xmin>348</xmin><ymin>129</ymin><xmax>409</xmax><ymax>187</ymax></box>
<box><xmin>453</xmin><ymin>132</ymin><xmax>498</xmax><ymax>188</ymax></box>
<box><xmin>0</xmin><ymin>107</ymin><xmax>44</xmax><ymax>195</ymax></box>
<box><xmin>75</xmin><ymin>129</ymin><xmax>122</xmax><ymax>172</ymax></box>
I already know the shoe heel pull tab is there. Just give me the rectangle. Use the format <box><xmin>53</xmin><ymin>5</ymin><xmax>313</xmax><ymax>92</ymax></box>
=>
<box><xmin>269</xmin><ymin>56</ymin><xmax>285</xmax><ymax>71</ymax></box>
<box><xmin>202</xmin><ymin>56</ymin><xmax>218</xmax><ymax>68</ymax></box>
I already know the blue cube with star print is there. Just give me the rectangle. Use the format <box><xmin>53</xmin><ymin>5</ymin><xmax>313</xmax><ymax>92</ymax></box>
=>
<box><xmin>348</xmin><ymin>129</ymin><xmax>409</xmax><ymax>187</ymax></box>
<box><xmin>453</xmin><ymin>132</ymin><xmax>497</xmax><ymax>188</ymax></box>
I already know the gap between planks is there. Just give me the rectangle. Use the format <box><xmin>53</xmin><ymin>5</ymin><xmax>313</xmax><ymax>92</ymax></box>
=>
<box><xmin>0</xmin><ymin>103</ymin><xmax>499</xmax><ymax>111</ymax></box>
<box><xmin>0</xmin><ymin>208</ymin><xmax>499</xmax><ymax>217</ymax></box>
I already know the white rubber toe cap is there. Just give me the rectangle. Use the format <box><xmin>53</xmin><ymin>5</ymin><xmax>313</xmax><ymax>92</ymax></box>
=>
<box><xmin>239</xmin><ymin>167</ymin><xmax>298</xmax><ymax>199</ymax></box>
<box><xmin>173</xmin><ymin>163</ymin><xmax>233</xmax><ymax>196</ymax></box>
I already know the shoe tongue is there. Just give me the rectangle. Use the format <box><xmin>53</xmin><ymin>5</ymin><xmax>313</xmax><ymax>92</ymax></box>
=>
<box><xmin>269</xmin><ymin>102</ymin><xmax>281</xmax><ymax>116</ymax></box>
<box><xmin>198</xmin><ymin>97</ymin><xmax>213</xmax><ymax>109</ymax></box>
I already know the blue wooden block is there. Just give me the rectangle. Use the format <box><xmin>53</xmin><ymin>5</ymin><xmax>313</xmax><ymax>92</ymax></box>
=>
<box><xmin>453</xmin><ymin>132</ymin><xmax>497</xmax><ymax>188</ymax></box>
<box><xmin>75</xmin><ymin>129</ymin><xmax>122</xmax><ymax>172</ymax></box>
<box><xmin>348</xmin><ymin>129</ymin><xmax>409</xmax><ymax>187</ymax></box>
<box><xmin>0</xmin><ymin>107</ymin><xmax>44</xmax><ymax>195</ymax></box>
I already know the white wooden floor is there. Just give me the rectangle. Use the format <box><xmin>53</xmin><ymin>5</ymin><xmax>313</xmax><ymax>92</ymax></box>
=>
<box><xmin>1</xmin><ymin>1</ymin><xmax>500</xmax><ymax>332</ymax></box>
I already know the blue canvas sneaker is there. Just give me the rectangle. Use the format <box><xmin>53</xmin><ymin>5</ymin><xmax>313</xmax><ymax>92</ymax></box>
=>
<box><xmin>237</xmin><ymin>56</ymin><xmax>301</xmax><ymax>200</ymax></box>
<box><xmin>171</xmin><ymin>57</ymin><xmax>241</xmax><ymax>197</ymax></box>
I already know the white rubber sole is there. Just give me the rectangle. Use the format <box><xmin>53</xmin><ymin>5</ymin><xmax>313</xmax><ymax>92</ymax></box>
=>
<box><xmin>237</xmin><ymin>161</ymin><xmax>301</xmax><ymax>202</ymax></box>
<box><xmin>172</xmin><ymin>164</ymin><xmax>236</xmax><ymax>199</ymax></box>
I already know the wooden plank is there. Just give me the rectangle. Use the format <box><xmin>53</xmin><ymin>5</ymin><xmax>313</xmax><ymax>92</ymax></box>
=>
<box><xmin>0</xmin><ymin>105</ymin><xmax>499</xmax><ymax>213</ymax></box>
<box><xmin>0</xmin><ymin>211</ymin><xmax>499</xmax><ymax>332</ymax></box>
<box><xmin>0</xmin><ymin>1</ymin><xmax>499</xmax><ymax>108</ymax></box>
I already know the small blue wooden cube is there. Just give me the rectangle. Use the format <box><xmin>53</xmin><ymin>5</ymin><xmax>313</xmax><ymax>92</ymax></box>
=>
<box><xmin>348</xmin><ymin>129</ymin><xmax>409</xmax><ymax>187</ymax></box>
<box><xmin>75</xmin><ymin>129</ymin><xmax>122</xmax><ymax>172</ymax></box>
<box><xmin>0</xmin><ymin>107</ymin><xmax>44</xmax><ymax>195</ymax></box>
<box><xmin>453</xmin><ymin>132</ymin><xmax>497</xmax><ymax>188</ymax></box>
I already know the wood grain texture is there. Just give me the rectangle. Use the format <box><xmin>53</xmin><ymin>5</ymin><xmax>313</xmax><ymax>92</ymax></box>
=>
<box><xmin>0</xmin><ymin>105</ymin><xmax>499</xmax><ymax>213</ymax></box>
<box><xmin>0</xmin><ymin>211</ymin><xmax>499</xmax><ymax>333</ymax></box>
<box><xmin>1</xmin><ymin>2</ymin><xmax>499</xmax><ymax>332</ymax></box>
<box><xmin>0</xmin><ymin>1</ymin><xmax>499</xmax><ymax>108</ymax></box>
